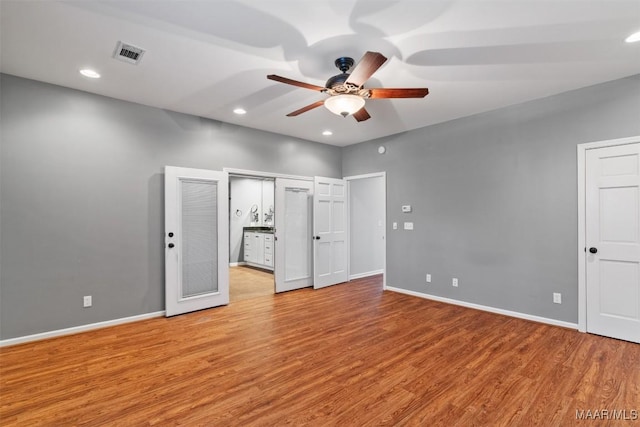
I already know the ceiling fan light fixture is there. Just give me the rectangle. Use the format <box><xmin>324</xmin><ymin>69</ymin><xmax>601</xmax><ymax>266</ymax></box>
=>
<box><xmin>324</xmin><ymin>94</ymin><xmax>365</xmax><ymax>117</ymax></box>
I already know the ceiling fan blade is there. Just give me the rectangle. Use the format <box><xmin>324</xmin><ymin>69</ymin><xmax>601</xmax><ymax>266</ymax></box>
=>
<box><xmin>352</xmin><ymin>107</ymin><xmax>371</xmax><ymax>122</ymax></box>
<box><xmin>267</xmin><ymin>75</ymin><xmax>325</xmax><ymax>91</ymax></box>
<box><xmin>286</xmin><ymin>100</ymin><xmax>325</xmax><ymax>117</ymax></box>
<box><xmin>345</xmin><ymin>51</ymin><xmax>387</xmax><ymax>87</ymax></box>
<box><xmin>368</xmin><ymin>88</ymin><xmax>429</xmax><ymax>99</ymax></box>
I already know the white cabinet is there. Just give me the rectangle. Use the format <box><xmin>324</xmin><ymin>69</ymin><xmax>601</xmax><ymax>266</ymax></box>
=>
<box><xmin>264</xmin><ymin>234</ymin><xmax>273</xmax><ymax>267</ymax></box>
<box><xmin>243</xmin><ymin>231</ymin><xmax>273</xmax><ymax>271</ymax></box>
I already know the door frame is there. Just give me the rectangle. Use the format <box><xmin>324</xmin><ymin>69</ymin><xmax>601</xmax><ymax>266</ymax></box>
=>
<box><xmin>224</xmin><ymin>168</ymin><xmax>313</xmax><ymax>293</ymax></box>
<box><xmin>344</xmin><ymin>172</ymin><xmax>387</xmax><ymax>290</ymax></box>
<box><xmin>577</xmin><ymin>135</ymin><xmax>640</xmax><ymax>332</ymax></box>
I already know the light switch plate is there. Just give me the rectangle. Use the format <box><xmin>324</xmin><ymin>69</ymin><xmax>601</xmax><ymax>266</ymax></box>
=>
<box><xmin>404</xmin><ymin>222</ymin><xmax>414</xmax><ymax>230</ymax></box>
<box><xmin>402</xmin><ymin>205</ymin><xmax>412</xmax><ymax>213</ymax></box>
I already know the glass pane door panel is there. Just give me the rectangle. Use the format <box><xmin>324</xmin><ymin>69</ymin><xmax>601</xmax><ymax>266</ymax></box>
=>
<box><xmin>181</xmin><ymin>179</ymin><xmax>218</xmax><ymax>298</ymax></box>
<box><xmin>285</xmin><ymin>188</ymin><xmax>311</xmax><ymax>281</ymax></box>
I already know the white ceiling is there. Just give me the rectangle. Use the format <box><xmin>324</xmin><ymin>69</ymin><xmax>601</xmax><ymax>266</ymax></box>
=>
<box><xmin>1</xmin><ymin>1</ymin><xmax>639</xmax><ymax>147</ymax></box>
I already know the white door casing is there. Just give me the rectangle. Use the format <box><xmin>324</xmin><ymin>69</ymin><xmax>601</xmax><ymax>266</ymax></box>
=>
<box><xmin>313</xmin><ymin>177</ymin><xmax>348</xmax><ymax>289</ymax></box>
<box><xmin>584</xmin><ymin>142</ymin><xmax>640</xmax><ymax>343</ymax></box>
<box><xmin>274</xmin><ymin>178</ymin><xmax>313</xmax><ymax>292</ymax></box>
<box><xmin>165</xmin><ymin>166</ymin><xmax>229</xmax><ymax>316</ymax></box>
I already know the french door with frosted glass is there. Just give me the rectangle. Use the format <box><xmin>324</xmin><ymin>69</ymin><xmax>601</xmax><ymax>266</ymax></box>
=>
<box><xmin>165</xmin><ymin>166</ymin><xmax>229</xmax><ymax>316</ymax></box>
<box><xmin>274</xmin><ymin>178</ymin><xmax>314</xmax><ymax>292</ymax></box>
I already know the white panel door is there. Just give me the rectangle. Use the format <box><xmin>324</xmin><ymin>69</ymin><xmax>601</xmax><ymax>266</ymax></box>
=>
<box><xmin>586</xmin><ymin>143</ymin><xmax>640</xmax><ymax>343</ymax></box>
<box><xmin>165</xmin><ymin>166</ymin><xmax>229</xmax><ymax>316</ymax></box>
<box><xmin>313</xmin><ymin>177</ymin><xmax>348</xmax><ymax>289</ymax></box>
<box><xmin>275</xmin><ymin>178</ymin><xmax>313</xmax><ymax>292</ymax></box>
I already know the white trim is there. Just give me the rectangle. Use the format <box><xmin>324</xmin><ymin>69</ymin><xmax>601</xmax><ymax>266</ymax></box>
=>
<box><xmin>349</xmin><ymin>269</ymin><xmax>384</xmax><ymax>280</ymax></box>
<box><xmin>344</xmin><ymin>172</ymin><xmax>387</xmax><ymax>289</ymax></box>
<box><xmin>344</xmin><ymin>172</ymin><xmax>386</xmax><ymax>181</ymax></box>
<box><xmin>0</xmin><ymin>311</ymin><xmax>165</xmax><ymax>347</ymax></box>
<box><xmin>576</xmin><ymin>135</ymin><xmax>640</xmax><ymax>333</ymax></box>
<box><xmin>386</xmin><ymin>286</ymin><xmax>578</xmax><ymax>330</ymax></box>
<box><xmin>229</xmin><ymin>262</ymin><xmax>247</xmax><ymax>267</ymax></box>
<box><xmin>224</xmin><ymin>167</ymin><xmax>313</xmax><ymax>181</ymax></box>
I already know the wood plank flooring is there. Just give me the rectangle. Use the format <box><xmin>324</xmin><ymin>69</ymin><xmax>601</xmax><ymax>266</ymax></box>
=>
<box><xmin>1</xmin><ymin>275</ymin><xmax>639</xmax><ymax>426</ymax></box>
<box><xmin>229</xmin><ymin>266</ymin><xmax>274</xmax><ymax>302</ymax></box>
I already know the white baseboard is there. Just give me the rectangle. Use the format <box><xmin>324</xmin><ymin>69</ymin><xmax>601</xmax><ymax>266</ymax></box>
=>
<box><xmin>349</xmin><ymin>269</ymin><xmax>384</xmax><ymax>280</ymax></box>
<box><xmin>229</xmin><ymin>262</ymin><xmax>247</xmax><ymax>267</ymax></box>
<box><xmin>0</xmin><ymin>311</ymin><xmax>166</xmax><ymax>347</ymax></box>
<box><xmin>385</xmin><ymin>286</ymin><xmax>578</xmax><ymax>330</ymax></box>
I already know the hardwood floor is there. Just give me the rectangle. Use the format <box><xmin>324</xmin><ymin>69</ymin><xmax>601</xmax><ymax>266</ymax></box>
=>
<box><xmin>1</xmin><ymin>275</ymin><xmax>638</xmax><ymax>426</ymax></box>
<box><xmin>229</xmin><ymin>266</ymin><xmax>274</xmax><ymax>302</ymax></box>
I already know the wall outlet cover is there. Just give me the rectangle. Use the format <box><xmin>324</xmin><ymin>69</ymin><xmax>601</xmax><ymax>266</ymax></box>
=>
<box><xmin>426</xmin><ymin>273</ymin><xmax>431</xmax><ymax>283</ymax></box>
<box><xmin>404</xmin><ymin>222</ymin><xmax>414</xmax><ymax>230</ymax></box>
<box><xmin>553</xmin><ymin>293</ymin><xmax>562</xmax><ymax>304</ymax></box>
<box><xmin>452</xmin><ymin>278</ymin><xmax>458</xmax><ymax>287</ymax></box>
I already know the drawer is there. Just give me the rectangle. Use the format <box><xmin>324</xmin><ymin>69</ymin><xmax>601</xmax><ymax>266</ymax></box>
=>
<box><xmin>243</xmin><ymin>252</ymin><xmax>252</xmax><ymax>260</ymax></box>
<box><xmin>244</xmin><ymin>233</ymin><xmax>252</xmax><ymax>240</ymax></box>
<box><xmin>264</xmin><ymin>243</ymin><xmax>273</xmax><ymax>254</ymax></box>
<box><xmin>264</xmin><ymin>235</ymin><xmax>273</xmax><ymax>242</ymax></box>
<box><xmin>264</xmin><ymin>255</ymin><xmax>273</xmax><ymax>266</ymax></box>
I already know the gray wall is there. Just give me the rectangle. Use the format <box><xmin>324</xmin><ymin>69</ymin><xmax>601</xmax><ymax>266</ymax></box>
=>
<box><xmin>343</xmin><ymin>74</ymin><xmax>640</xmax><ymax>323</ymax></box>
<box><xmin>0</xmin><ymin>74</ymin><xmax>341</xmax><ymax>340</ymax></box>
<box><xmin>349</xmin><ymin>176</ymin><xmax>385</xmax><ymax>277</ymax></box>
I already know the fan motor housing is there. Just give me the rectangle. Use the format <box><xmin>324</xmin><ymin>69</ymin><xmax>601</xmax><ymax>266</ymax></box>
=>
<box><xmin>325</xmin><ymin>73</ymin><xmax>350</xmax><ymax>89</ymax></box>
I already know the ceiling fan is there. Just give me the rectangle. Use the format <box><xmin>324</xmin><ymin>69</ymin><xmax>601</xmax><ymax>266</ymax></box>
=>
<box><xmin>267</xmin><ymin>51</ymin><xmax>429</xmax><ymax>122</ymax></box>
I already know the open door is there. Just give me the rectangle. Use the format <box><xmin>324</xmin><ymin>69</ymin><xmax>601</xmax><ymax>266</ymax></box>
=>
<box><xmin>313</xmin><ymin>176</ymin><xmax>348</xmax><ymax>289</ymax></box>
<box><xmin>165</xmin><ymin>166</ymin><xmax>229</xmax><ymax>316</ymax></box>
<box><xmin>585</xmin><ymin>143</ymin><xmax>640</xmax><ymax>343</ymax></box>
<box><xmin>274</xmin><ymin>178</ymin><xmax>314</xmax><ymax>292</ymax></box>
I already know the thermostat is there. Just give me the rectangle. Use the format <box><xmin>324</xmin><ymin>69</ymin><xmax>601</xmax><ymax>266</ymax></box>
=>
<box><xmin>402</xmin><ymin>205</ymin><xmax>412</xmax><ymax>213</ymax></box>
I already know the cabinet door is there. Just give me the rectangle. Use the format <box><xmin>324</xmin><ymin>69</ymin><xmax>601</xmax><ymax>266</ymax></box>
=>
<box><xmin>255</xmin><ymin>233</ymin><xmax>265</xmax><ymax>264</ymax></box>
<box><xmin>244</xmin><ymin>232</ymin><xmax>255</xmax><ymax>263</ymax></box>
<box><xmin>264</xmin><ymin>235</ymin><xmax>274</xmax><ymax>267</ymax></box>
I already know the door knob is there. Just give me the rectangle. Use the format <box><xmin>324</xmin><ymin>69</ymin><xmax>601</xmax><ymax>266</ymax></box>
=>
<box><xmin>314</xmin><ymin>236</ymin><xmax>321</xmax><ymax>240</ymax></box>
<box><xmin>589</xmin><ymin>247</ymin><xmax>597</xmax><ymax>254</ymax></box>
<box><xmin>168</xmin><ymin>243</ymin><xmax>175</xmax><ymax>248</ymax></box>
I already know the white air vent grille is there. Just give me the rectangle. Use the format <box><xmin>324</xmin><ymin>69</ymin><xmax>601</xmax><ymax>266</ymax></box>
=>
<box><xmin>113</xmin><ymin>41</ymin><xmax>145</xmax><ymax>65</ymax></box>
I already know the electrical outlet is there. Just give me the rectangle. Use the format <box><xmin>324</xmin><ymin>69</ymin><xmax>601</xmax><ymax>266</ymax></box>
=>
<box><xmin>83</xmin><ymin>295</ymin><xmax>92</xmax><ymax>308</ymax></box>
<box><xmin>553</xmin><ymin>293</ymin><xmax>562</xmax><ymax>304</ymax></box>
<box><xmin>452</xmin><ymin>278</ymin><xmax>458</xmax><ymax>287</ymax></box>
<box><xmin>426</xmin><ymin>273</ymin><xmax>431</xmax><ymax>283</ymax></box>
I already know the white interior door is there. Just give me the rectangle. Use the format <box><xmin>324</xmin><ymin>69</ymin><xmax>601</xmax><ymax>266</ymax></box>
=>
<box><xmin>313</xmin><ymin>176</ymin><xmax>348</xmax><ymax>289</ymax></box>
<box><xmin>586</xmin><ymin>143</ymin><xmax>640</xmax><ymax>343</ymax></box>
<box><xmin>165</xmin><ymin>166</ymin><xmax>229</xmax><ymax>316</ymax></box>
<box><xmin>274</xmin><ymin>178</ymin><xmax>313</xmax><ymax>292</ymax></box>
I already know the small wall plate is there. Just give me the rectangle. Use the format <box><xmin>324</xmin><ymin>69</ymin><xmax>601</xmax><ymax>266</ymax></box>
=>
<box><xmin>378</xmin><ymin>146</ymin><xmax>386</xmax><ymax>154</ymax></box>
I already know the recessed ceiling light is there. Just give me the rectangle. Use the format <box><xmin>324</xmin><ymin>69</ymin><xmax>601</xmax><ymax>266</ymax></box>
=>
<box><xmin>322</xmin><ymin>130</ymin><xmax>333</xmax><ymax>136</ymax></box>
<box><xmin>233</xmin><ymin>108</ymin><xmax>247</xmax><ymax>115</ymax></box>
<box><xmin>79</xmin><ymin>69</ymin><xmax>101</xmax><ymax>79</ymax></box>
<box><xmin>625</xmin><ymin>31</ymin><xmax>640</xmax><ymax>43</ymax></box>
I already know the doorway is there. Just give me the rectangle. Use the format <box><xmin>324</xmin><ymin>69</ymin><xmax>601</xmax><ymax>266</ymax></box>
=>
<box><xmin>229</xmin><ymin>175</ymin><xmax>275</xmax><ymax>302</ymax></box>
<box><xmin>346</xmin><ymin>173</ymin><xmax>386</xmax><ymax>287</ymax></box>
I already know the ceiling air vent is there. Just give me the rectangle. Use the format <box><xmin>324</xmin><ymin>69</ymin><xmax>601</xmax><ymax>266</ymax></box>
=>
<box><xmin>113</xmin><ymin>41</ymin><xmax>145</xmax><ymax>65</ymax></box>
